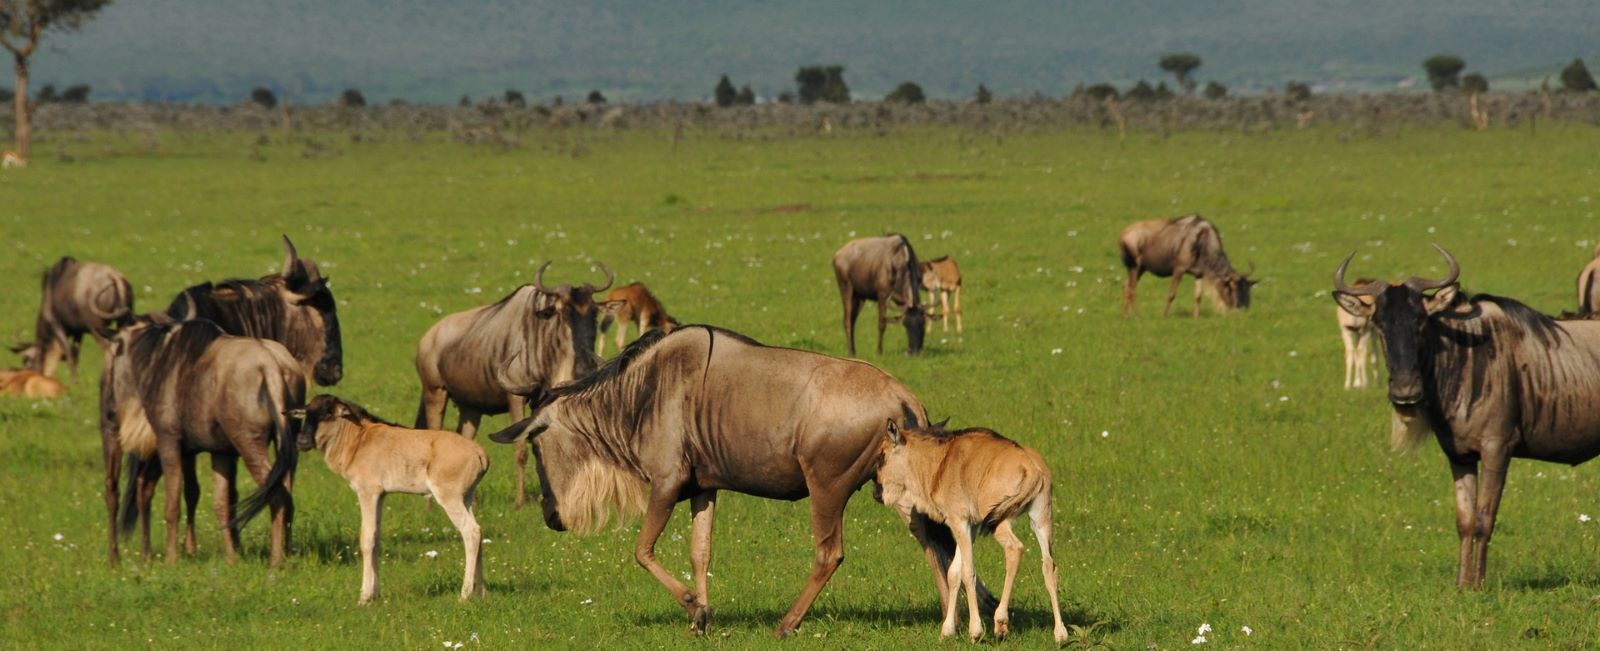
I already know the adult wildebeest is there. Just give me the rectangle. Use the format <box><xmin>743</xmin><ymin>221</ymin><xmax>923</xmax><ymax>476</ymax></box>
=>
<box><xmin>876</xmin><ymin>420</ymin><xmax>1068</xmax><ymax>644</ymax></box>
<box><xmin>1337</xmin><ymin>277</ymin><xmax>1380</xmax><ymax>389</ymax></box>
<box><xmin>165</xmin><ymin>236</ymin><xmax>342</xmax><ymax>387</ymax></box>
<box><xmin>101</xmin><ymin>317</ymin><xmax>305</xmax><ymax>566</ymax></box>
<box><xmin>1118</xmin><ymin>215</ymin><xmax>1255</xmax><ymax>317</ymax></box>
<box><xmin>488</xmin><ymin>325</ymin><xmax>972</xmax><ymax>637</ymax></box>
<box><xmin>415</xmin><ymin>262</ymin><xmax>611</xmax><ymax>508</ymax></box>
<box><xmin>292</xmin><ymin>395</ymin><xmax>488</xmax><ymax>603</ymax></box>
<box><xmin>919</xmin><ymin>256</ymin><xmax>963</xmax><ymax>334</ymax></box>
<box><xmin>1334</xmin><ymin>245</ymin><xmax>1600</xmax><ymax>588</ymax></box>
<box><xmin>1577</xmin><ymin>252</ymin><xmax>1600</xmax><ymax>317</ymax></box>
<box><xmin>20</xmin><ymin>257</ymin><xmax>133</xmax><ymax>378</ymax></box>
<box><xmin>597</xmin><ymin>281</ymin><xmax>677</xmax><ymax>356</ymax></box>
<box><xmin>834</xmin><ymin>234</ymin><xmax>927</xmax><ymax>356</ymax></box>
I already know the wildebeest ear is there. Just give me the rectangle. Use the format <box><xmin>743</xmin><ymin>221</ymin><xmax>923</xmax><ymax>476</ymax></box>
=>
<box><xmin>1334</xmin><ymin>291</ymin><xmax>1375</xmax><ymax>318</ymax></box>
<box><xmin>931</xmin><ymin>417</ymin><xmax>951</xmax><ymax>431</ymax></box>
<box><xmin>885</xmin><ymin>418</ymin><xmax>902</xmax><ymax>445</ymax></box>
<box><xmin>534</xmin><ymin>305</ymin><xmax>557</xmax><ymax>318</ymax></box>
<box><xmin>1424</xmin><ymin>283</ymin><xmax>1460</xmax><ymax>315</ymax></box>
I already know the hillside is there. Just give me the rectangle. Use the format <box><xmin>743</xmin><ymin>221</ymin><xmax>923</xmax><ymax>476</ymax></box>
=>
<box><xmin>19</xmin><ymin>0</ymin><xmax>1600</xmax><ymax>103</ymax></box>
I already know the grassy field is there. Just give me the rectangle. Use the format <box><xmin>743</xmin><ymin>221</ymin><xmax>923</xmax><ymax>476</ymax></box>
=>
<box><xmin>3</xmin><ymin>123</ymin><xmax>1600</xmax><ymax>649</ymax></box>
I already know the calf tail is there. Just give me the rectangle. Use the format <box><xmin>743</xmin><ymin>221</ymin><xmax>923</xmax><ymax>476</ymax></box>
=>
<box><xmin>233</xmin><ymin>378</ymin><xmax>298</xmax><ymax>532</ymax></box>
<box><xmin>117</xmin><ymin>452</ymin><xmax>144</xmax><ymax>535</ymax></box>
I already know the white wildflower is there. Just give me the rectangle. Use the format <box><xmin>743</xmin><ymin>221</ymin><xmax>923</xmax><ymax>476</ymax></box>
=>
<box><xmin>425</xmin><ymin>550</ymin><xmax>439</xmax><ymax>558</ymax></box>
<box><xmin>53</xmin><ymin>533</ymin><xmax>63</xmax><ymax>542</ymax></box>
<box><xmin>1198</xmin><ymin>623</ymin><xmax>1212</xmax><ymax>635</ymax></box>
<box><xmin>1580</xmin><ymin>514</ymin><xmax>1591</xmax><ymax>523</ymax></box>
<box><xmin>1242</xmin><ymin>626</ymin><xmax>1253</xmax><ymax>636</ymax></box>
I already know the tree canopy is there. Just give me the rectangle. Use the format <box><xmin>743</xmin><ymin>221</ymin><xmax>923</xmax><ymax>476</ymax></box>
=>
<box><xmin>1158</xmin><ymin>52</ymin><xmax>1202</xmax><ymax>93</ymax></box>
<box><xmin>1422</xmin><ymin>55</ymin><xmax>1465</xmax><ymax>91</ymax></box>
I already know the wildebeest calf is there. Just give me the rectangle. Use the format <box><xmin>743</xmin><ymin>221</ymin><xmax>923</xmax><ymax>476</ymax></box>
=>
<box><xmin>0</xmin><ymin>368</ymin><xmax>65</xmax><ymax>399</ymax></box>
<box><xmin>875</xmin><ymin>420</ymin><xmax>1068</xmax><ymax>644</ymax></box>
<box><xmin>293</xmin><ymin>395</ymin><xmax>489</xmax><ymax>603</ymax></box>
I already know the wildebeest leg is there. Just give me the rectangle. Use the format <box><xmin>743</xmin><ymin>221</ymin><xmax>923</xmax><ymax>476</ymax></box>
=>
<box><xmin>239</xmin><ymin>446</ymin><xmax>288</xmax><ymax>566</ymax></box>
<box><xmin>157</xmin><ymin>441</ymin><xmax>185</xmax><ymax>564</ymax></box>
<box><xmin>181</xmin><ymin>453</ymin><xmax>200</xmax><ymax>556</ymax></box>
<box><xmin>902</xmin><ymin>509</ymin><xmax>997</xmax><ymax>613</ymax></box>
<box><xmin>102</xmin><ymin>435</ymin><xmax>122</xmax><ymax>565</ymax></box>
<box><xmin>1163</xmin><ymin>270</ymin><xmax>1185</xmax><ymax>317</ymax></box>
<box><xmin>992</xmin><ymin>519</ymin><xmax>1023</xmax><ymax>640</ymax></box>
<box><xmin>874</xmin><ymin>295</ymin><xmax>888</xmax><ymax>355</ymax></box>
<box><xmin>417</xmin><ymin>386</ymin><xmax>448</xmax><ymax>431</ymax></box>
<box><xmin>1450</xmin><ymin>460</ymin><xmax>1479</xmax><ymax>588</ymax></box>
<box><xmin>1028</xmin><ymin>493</ymin><xmax>1069</xmax><ymax>645</ymax></box>
<box><xmin>1470</xmin><ymin>448</ymin><xmax>1512</xmax><ymax>587</ymax></box>
<box><xmin>358</xmin><ymin>489</ymin><xmax>384</xmax><ymax>604</ymax></box>
<box><xmin>437</xmin><ymin>487</ymin><xmax>484</xmax><ymax>600</ymax></box>
<box><xmin>212</xmin><ymin>453</ymin><xmax>240</xmax><ymax>563</ymax></box>
<box><xmin>840</xmin><ymin>288</ymin><xmax>863</xmax><ymax>357</ymax></box>
<box><xmin>39</xmin><ymin>337</ymin><xmax>63</xmax><ymax>378</ymax></box>
<box><xmin>136</xmin><ymin>461</ymin><xmax>160</xmax><ymax>558</ymax></box>
<box><xmin>67</xmin><ymin>334</ymin><xmax>83</xmax><ymax>379</ymax></box>
<box><xmin>507</xmin><ymin>394</ymin><xmax>527</xmax><ymax>509</ymax></box>
<box><xmin>687</xmin><ymin>490</ymin><xmax>717</xmax><ymax>635</ymax></box>
<box><xmin>952</xmin><ymin>285</ymin><xmax>963</xmax><ymax>333</ymax></box>
<box><xmin>458</xmin><ymin>407</ymin><xmax>483</xmax><ymax>440</ymax></box>
<box><xmin>1122</xmin><ymin>266</ymin><xmax>1143</xmax><ymax>317</ymax></box>
<box><xmin>1192</xmin><ymin>277</ymin><xmax>1205</xmax><ymax>318</ymax></box>
<box><xmin>773</xmin><ymin>489</ymin><xmax>850</xmax><ymax>637</ymax></box>
<box><xmin>633</xmin><ymin>480</ymin><xmax>697</xmax><ymax>622</ymax></box>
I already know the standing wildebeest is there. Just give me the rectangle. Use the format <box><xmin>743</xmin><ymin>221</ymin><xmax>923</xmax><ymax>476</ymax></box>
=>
<box><xmin>1334</xmin><ymin>245</ymin><xmax>1600</xmax><ymax>588</ymax></box>
<box><xmin>1118</xmin><ymin>215</ymin><xmax>1255</xmax><ymax>317</ymax></box>
<box><xmin>101</xmin><ymin>317</ymin><xmax>305</xmax><ymax>566</ymax></box>
<box><xmin>415</xmin><ymin>262</ymin><xmax>611</xmax><ymax>508</ymax></box>
<box><xmin>834</xmin><ymin>234</ymin><xmax>927</xmax><ymax>356</ymax></box>
<box><xmin>1577</xmin><ymin>251</ymin><xmax>1600</xmax><ymax>317</ymax></box>
<box><xmin>20</xmin><ymin>257</ymin><xmax>133</xmax><ymax>378</ymax></box>
<box><xmin>919</xmin><ymin>256</ymin><xmax>964</xmax><ymax>334</ymax></box>
<box><xmin>488</xmin><ymin>325</ymin><xmax>973</xmax><ymax>637</ymax></box>
<box><xmin>596</xmin><ymin>281</ymin><xmax>678</xmax><ymax>356</ymax></box>
<box><xmin>876</xmin><ymin>421</ymin><xmax>1068</xmax><ymax>644</ymax></box>
<box><xmin>165</xmin><ymin>236</ymin><xmax>343</xmax><ymax>387</ymax></box>
<box><xmin>292</xmin><ymin>395</ymin><xmax>488</xmax><ymax>603</ymax></box>
<box><xmin>1337</xmin><ymin>277</ymin><xmax>1380</xmax><ymax>389</ymax></box>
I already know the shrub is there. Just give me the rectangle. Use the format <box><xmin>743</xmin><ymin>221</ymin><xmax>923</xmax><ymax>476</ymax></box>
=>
<box><xmin>504</xmin><ymin>90</ymin><xmax>526</xmax><ymax>107</ymax></box>
<box><xmin>1285</xmin><ymin>81</ymin><xmax>1312</xmax><ymax>102</ymax></box>
<box><xmin>1560</xmin><ymin>58</ymin><xmax>1597</xmax><ymax>92</ymax></box>
<box><xmin>735</xmin><ymin>85</ymin><xmax>756</xmax><ymax>106</ymax></box>
<box><xmin>339</xmin><ymin>88</ymin><xmax>367</xmax><ymax>108</ymax></box>
<box><xmin>1423</xmin><ymin>55</ymin><xmax>1465</xmax><ymax>91</ymax></box>
<box><xmin>586</xmin><ymin>90</ymin><xmax>607</xmax><ymax>104</ymax></box>
<box><xmin>1203</xmin><ymin>81</ymin><xmax>1227</xmax><ymax>100</ymax></box>
<box><xmin>714</xmin><ymin>75</ymin><xmax>737</xmax><ymax>107</ymax></box>
<box><xmin>884</xmin><ymin>81</ymin><xmax>925</xmax><ymax>104</ymax></box>
<box><xmin>250</xmin><ymin>87</ymin><xmax>277</xmax><ymax>109</ymax></box>
<box><xmin>975</xmin><ymin>83</ymin><xmax>992</xmax><ymax>104</ymax></box>
<box><xmin>1461</xmin><ymin>73</ymin><xmax>1488</xmax><ymax>94</ymax></box>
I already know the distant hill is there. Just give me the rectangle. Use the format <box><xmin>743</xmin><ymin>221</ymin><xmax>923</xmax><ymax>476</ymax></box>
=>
<box><xmin>20</xmin><ymin>0</ymin><xmax>1600</xmax><ymax>104</ymax></box>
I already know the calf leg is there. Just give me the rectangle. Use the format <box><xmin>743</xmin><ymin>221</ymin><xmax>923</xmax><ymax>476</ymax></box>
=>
<box><xmin>1340</xmin><ymin>327</ymin><xmax>1357</xmax><ymax>389</ymax></box>
<box><xmin>939</xmin><ymin>290</ymin><xmax>951</xmax><ymax>332</ymax></box>
<box><xmin>954</xmin><ymin>523</ymin><xmax>983</xmax><ymax>641</ymax></box>
<box><xmin>212</xmin><ymin>453</ymin><xmax>240</xmax><ymax>563</ymax></box>
<box><xmin>992</xmin><ymin>519</ymin><xmax>1024</xmax><ymax>641</ymax></box>
<box><xmin>1028</xmin><ymin>495</ymin><xmax>1069</xmax><ymax>645</ymax></box>
<box><xmin>358</xmin><ymin>490</ymin><xmax>384</xmax><ymax>604</ymax></box>
<box><xmin>952</xmin><ymin>285</ymin><xmax>963</xmax><ymax>333</ymax></box>
<box><xmin>687</xmin><ymin>491</ymin><xmax>717</xmax><ymax>634</ymax></box>
<box><xmin>941</xmin><ymin>535</ymin><xmax>965</xmax><ymax>639</ymax></box>
<box><xmin>437</xmin><ymin>489</ymin><xmax>484</xmax><ymax>600</ymax></box>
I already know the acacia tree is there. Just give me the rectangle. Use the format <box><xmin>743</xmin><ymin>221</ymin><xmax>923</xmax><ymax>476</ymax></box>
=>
<box><xmin>1423</xmin><ymin>55</ymin><xmax>1465</xmax><ymax>91</ymax></box>
<box><xmin>0</xmin><ymin>0</ymin><xmax>113</xmax><ymax>158</ymax></box>
<box><xmin>1158</xmin><ymin>53</ymin><xmax>1202</xmax><ymax>94</ymax></box>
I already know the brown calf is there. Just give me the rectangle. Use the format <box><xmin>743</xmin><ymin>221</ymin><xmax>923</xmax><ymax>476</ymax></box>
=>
<box><xmin>1337</xmin><ymin>277</ymin><xmax>1380</xmax><ymax>389</ymax></box>
<box><xmin>919</xmin><ymin>256</ymin><xmax>964</xmax><ymax>333</ymax></box>
<box><xmin>596</xmin><ymin>282</ymin><xmax>678</xmax><ymax>356</ymax></box>
<box><xmin>876</xmin><ymin>421</ymin><xmax>1067</xmax><ymax>644</ymax></box>
<box><xmin>0</xmin><ymin>368</ymin><xmax>66</xmax><ymax>399</ymax></box>
<box><xmin>294</xmin><ymin>395</ymin><xmax>489</xmax><ymax>603</ymax></box>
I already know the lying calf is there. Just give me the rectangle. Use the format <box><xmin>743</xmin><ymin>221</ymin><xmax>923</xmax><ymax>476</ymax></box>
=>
<box><xmin>292</xmin><ymin>395</ymin><xmax>489</xmax><ymax>603</ymax></box>
<box><xmin>0</xmin><ymin>368</ymin><xmax>65</xmax><ymax>399</ymax></box>
<box><xmin>876</xmin><ymin>420</ymin><xmax>1067</xmax><ymax>644</ymax></box>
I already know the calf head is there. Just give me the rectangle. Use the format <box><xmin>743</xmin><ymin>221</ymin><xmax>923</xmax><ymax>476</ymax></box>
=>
<box><xmin>1334</xmin><ymin>245</ymin><xmax>1460</xmax><ymax>407</ymax></box>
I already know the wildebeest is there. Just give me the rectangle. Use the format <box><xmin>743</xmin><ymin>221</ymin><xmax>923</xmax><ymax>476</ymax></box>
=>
<box><xmin>876</xmin><ymin>421</ymin><xmax>1067</xmax><ymax>644</ymax></box>
<box><xmin>488</xmin><ymin>325</ymin><xmax>969</xmax><ymax>637</ymax></box>
<box><xmin>101</xmin><ymin>317</ymin><xmax>305</xmax><ymax>566</ymax></box>
<box><xmin>1118</xmin><ymin>215</ymin><xmax>1255</xmax><ymax>317</ymax></box>
<box><xmin>21</xmin><ymin>257</ymin><xmax>133</xmax><ymax>378</ymax></box>
<box><xmin>919</xmin><ymin>256</ymin><xmax>963</xmax><ymax>334</ymax></box>
<box><xmin>596</xmin><ymin>281</ymin><xmax>677</xmax><ymax>356</ymax></box>
<box><xmin>291</xmin><ymin>395</ymin><xmax>488</xmax><ymax>603</ymax></box>
<box><xmin>0</xmin><ymin>368</ymin><xmax>66</xmax><ymax>398</ymax></box>
<box><xmin>1334</xmin><ymin>245</ymin><xmax>1600</xmax><ymax>588</ymax></box>
<box><xmin>415</xmin><ymin>261</ymin><xmax>611</xmax><ymax>508</ymax></box>
<box><xmin>1577</xmin><ymin>252</ymin><xmax>1600</xmax><ymax>317</ymax></box>
<box><xmin>833</xmin><ymin>234</ymin><xmax>927</xmax><ymax>356</ymax></box>
<box><xmin>165</xmin><ymin>236</ymin><xmax>343</xmax><ymax>387</ymax></box>
<box><xmin>1337</xmin><ymin>277</ymin><xmax>1380</xmax><ymax>389</ymax></box>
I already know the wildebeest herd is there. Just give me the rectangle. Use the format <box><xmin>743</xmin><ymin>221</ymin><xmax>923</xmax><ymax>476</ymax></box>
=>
<box><xmin>10</xmin><ymin>219</ymin><xmax>1600</xmax><ymax>643</ymax></box>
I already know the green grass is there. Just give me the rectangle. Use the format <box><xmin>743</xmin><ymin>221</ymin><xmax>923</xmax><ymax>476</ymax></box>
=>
<box><xmin>4</xmin><ymin>124</ymin><xmax>1600</xmax><ymax>648</ymax></box>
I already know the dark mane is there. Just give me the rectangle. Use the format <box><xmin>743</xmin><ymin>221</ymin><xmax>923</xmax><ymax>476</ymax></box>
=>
<box><xmin>167</xmin><ymin>278</ymin><xmax>290</xmax><ymax>341</ymax></box>
<box><xmin>1471</xmin><ymin>293</ymin><xmax>1564</xmax><ymax>346</ymax></box>
<box><xmin>546</xmin><ymin>324</ymin><xmax>761</xmax><ymax>403</ymax></box>
<box><xmin>306</xmin><ymin>394</ymin><xmax>400</xmax><ymax>428</ymax></box>
<box><xmin>41</xmin><ymin>257</ymin><xmax>75</xmax><ymax>291</ymax></box>
<box><xmin>124</xmin><ymin>319</ymin><xmax>228</xmax><ymax>395</ymax></box>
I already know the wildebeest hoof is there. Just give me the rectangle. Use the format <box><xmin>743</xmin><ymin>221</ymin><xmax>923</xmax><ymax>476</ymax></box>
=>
<box><xmin>689</xmin><ymin>606</ymin><xmax>711</xmax><ymax>636</ymax></box>
<box><xmin>772</xmin><ymin>624</ymin><xmax>798</xmax><ymax>638</ymax></box>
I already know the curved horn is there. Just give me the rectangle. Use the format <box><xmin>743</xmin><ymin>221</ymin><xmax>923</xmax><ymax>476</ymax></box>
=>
<box><xmin>281</xmin><ymin>235</ymin><xmax>300</xmax><ymax>276</ymax></box>
<box><xmin>1333</xmin><ymin>252</ymin><xmax>1385</xmax><ymax>297</ymax></box>
<box><xmin>532</xmin><ymin>261</ymin><xmax>553</xmax><ymax>294</ymax></box>
<box><xmin>1244</xmin><ymin>261</ymin><xmax>1256</xmax><ymax>278</ymax></box>
<box><xmin>589</xmin><ymin>262</ymin><xmax>614</xmax><ymax>292</ymax></box>
<box><xmin>1404</xmin><ymin>244</ymin><xmax>1460</xmax><ymax>292</ymax></box>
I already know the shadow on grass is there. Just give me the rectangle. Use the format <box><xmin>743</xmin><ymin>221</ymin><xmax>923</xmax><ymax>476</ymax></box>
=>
<box><xmin>628</xmin><ymin>600</ymin><xmax>1115</xmax><ymax>633</ymax></box>
<box><xmin>1508</xmin><ymin>572</ymin><xmax>1600</xmax><ymax>592</ymax></box>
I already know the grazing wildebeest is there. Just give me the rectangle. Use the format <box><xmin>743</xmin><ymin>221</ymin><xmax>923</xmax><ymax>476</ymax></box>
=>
<box><xmin>1577</xmin><ymin>252</ymin><xmax>1600</xmax><ymax>317</ymax></box>
<box><xmin>596</xmin><ymin>281</ymin><xmax>678</xmax><ymax>356</ymax></box>
<box><xmin>165</xmin><ymin>236</ymin><xmax>343</xmax><ymax>387</ymax></box>
<box><xmin>415</xmin><ymin>261</ymin><xmax>611</xmax><ymax>508</ymax></box>
<box><xmin>101</xmin><ymin>317</ymin><xmax>305</xmax><ymax>566</ymax></box>
<box><xmin>0</xmin><ymin>368</ymin><xmax>66</xmax><ymax>398</ymax></box>
<box><xmin>488</xmin><ymin>325</ymin><xmax>973</xmax><ymax>637</ymax></box>
<box><xmin>1118</xmin><ymin>215</ymin><xmax>1256</xmax><ymax>317</ymax></box>
<box><xmin>22</xmin><ymin>257</ymin><xmax>133</xmax><ymax>378</ymax></box>
<box><xmin>833</xmin><ymin>234</ymin><xmax>927</xmax><ymax>356</ymax></box>
<box><xmin>919</xmin><ymin>256</ymin><xmax>964</xmax><ymax>334</ymax></box>
<box><xmin>876</xmin><ymin>421</ymin><xmax>1067</xmax><ymax>644</ymax></box>
<box><xmin>1337</xmin><ymin>277</ymin><xmax>1380</xmax><ymax>389</ymax></box>
<box><xmin>1334</xmin><ymin>245</ymin><xmax>1600</xmax><ymax>588</ymax></box>
<box><xmin>291</xmin><ymin>395</ymin><xmax>488</xmax><ymax>603</ymax></box>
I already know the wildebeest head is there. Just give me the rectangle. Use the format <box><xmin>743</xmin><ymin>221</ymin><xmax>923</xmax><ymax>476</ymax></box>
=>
<box><xmin>279</xmin><ymin>236</ymin><xmax>344</xmax><ymax>385</ymax></box>
<box><xmin>530</xmin><ymin>260</ymin><xmax>613</xmax><ymax>378</ymax></box>
<box><xmin>902</xmin><ymin>305</ymin><xmax>926</xmax><ymax>355</ymax></box>
<box><xmin>1333</xmin><ymin>245</ymin><xmax>1461</xmax><ymax>406</ymax></box>
<box><xmin>490</xmin><ymin>405</ymin><xmax>646</xmax><ymax>535</ymax></box>
<box><xmin>1218</xmin><ymin>264</ymin><xmax>1259</xmax><ymax>311</ymax></box>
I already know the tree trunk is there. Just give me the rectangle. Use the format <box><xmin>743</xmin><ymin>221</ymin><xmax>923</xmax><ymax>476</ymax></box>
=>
<box><xmin>13</xmin><ymin>53</ymin><xmax>29</xmax><ymax>159</ymax></box>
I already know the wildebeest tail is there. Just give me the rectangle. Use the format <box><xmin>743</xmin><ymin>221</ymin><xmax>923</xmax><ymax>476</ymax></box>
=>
<box><xmin>117</xmin><ymin>452</ymin><xmax>144</xmax><ymax>535</ymax></box>
<box><xmin>599</xmin><ymin>311</ymin><xmax>615</xmax><ymax>334</ymax></box>
<box><xmin>1581</xmin><ymin>267</ymin><xmax>1600</xmax><ymax>316</ymax></box>
<box><xmin>1118</xmin><ymin>239</ymin><xmax>1137</xmax><ymax>270</ymax></box>
<box><xmin>233</xmin><ymin>376</ymin><xmax>298</xmax><ymax>532</ymax></box>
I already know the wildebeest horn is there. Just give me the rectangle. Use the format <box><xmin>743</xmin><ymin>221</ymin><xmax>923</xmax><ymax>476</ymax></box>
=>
<box><xmin>588</xmin><ymin>262</ymin><xmax>614</xmax><ymax>293</ymax></box>
<box><xmin>1404</xmin><ymin>244</ymin><xmax>1460</xmax><ymax>292</ymax></box>
<box><xmin>1333</xmin><ymin>252</ymin><xmax>1385</xmax><ymax>297</ymax></box>
<box><xmin>533</xmin><ymin>261</ymin><xmax>553</xmax><ymax>294</ymax></box>
<box><xmin>281</xmin><ymin>235</ymin><xmax>300</xmax><ymax>276</ymax></box>
<box><xmin>1244</xmin><ymin>261</ymin><xmax>1256</xmax><ymax>278</ymax></box>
